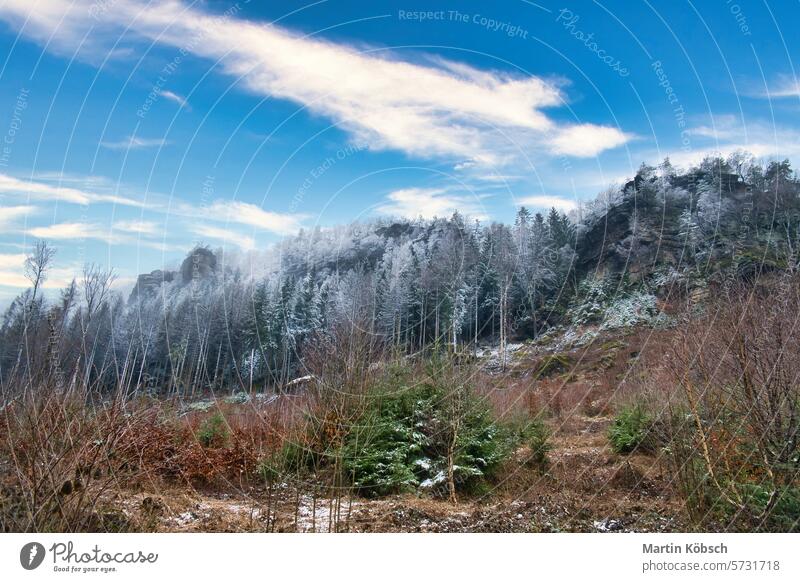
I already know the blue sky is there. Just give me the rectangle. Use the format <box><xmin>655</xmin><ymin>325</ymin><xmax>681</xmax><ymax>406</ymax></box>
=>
<box><xmin>0</xmin><ymin>0</ymin><xmax>799</xmax><ymax>303</ymax></box>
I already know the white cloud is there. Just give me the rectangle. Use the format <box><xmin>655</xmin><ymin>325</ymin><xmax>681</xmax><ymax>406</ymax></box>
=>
<box><xmin>27</xmin><ymin>222</ymin><xmax>118</xmax><ymax>242</ymax></box>
<box><xmin>0</xmin><ymin>253</ymin><xmax>78</xmax><ymax>289</ymax></box>
<box><xmin>0</xmin><ymin>172</ymin><xmax>145</xmax><ymax>207</ymax></box>
<box><xmin>0</xmin><ymin>253</ymin><xmax>32</xmax><ymax>290</ymax></box>
<box><xmin>666</xmin><ymin>145</ymin><xmax>777</xmax><ymax>169</ymax></box>
<box><xmin>376</xmin><ymin>187</ymin><xmax>488</xmax><ymax>221</ymax></box>
<box><xmin>0</xmin><ymin>204</ymin><xmax>36</xmax><ymax>227</ymax></box>
<box><xmin>686</xmin><ymin>115</ymin><xmax>741</xmax><ymax>141</ymax></box>
<box><xmin>113</xmin><ymin>219</ymin><xmax>159</xmax><ymax>235</ymax></box>
<box><xmin>100</xmin><ymin>136</ymin><xmax>169</xmax><ymax>150</ymax></box>
<box><xmin>761</xmin><ymin>76</ymin><xmax>800</xmax><ymax>99</ymax></box>
<box><xmin>0</xmin><ymin>0</ymin><xmax>630</xmax><ymax>166</ymax></box>
<box><xmin>687</xmin><ymin>126</ymin><xmax>734</xmax><ymax>140</ymax></box>
<box><xmin>191</xmin><ymin>225</ymin><xmax>255</xmax><ymax>251</ymax></box>
<box><xmin>662</xmin><ymin>118</ymin><xmax>800</xmax><ymax>169</ymax></box>
<box><xmin>3</xmin><ymin>170</ymin><xmax>304</xmax><ymax>248</ymax></box>
<box><xmin>0</xmin><ymin>253</ymin><xmax>26</xmax><ymax>269</ymax></box>
<box><xmin>0</xmin><ymin>270</ymin><xmax>29</xmax><ymax>288</ymax></box>
<box><xmin>550</xmin><ymin>124</ymin><xmax>632</xmax><ymax>157</ymax></box>
<box><xmin>205</xmin><ymin>200</ymin><xmax>303</xmax><ymax>236</ymax></box>
<box><xmin>517</xmin><ymin>195</ymin><xmax>577</xmax><ymax>212</ymax></box>
<box><xmin>7</xmin><ymin>172</ymin><xmax>302</xmax><ymax>236</ymax></box>
<box><xmin>26</xmin><ymin>221</ymin><xmax>185</xmax><ymax>252</ymax></box>
<box><xmin>161</xmin><ymin>90</ymin><xmax>188</xmax><ymax>108</ymax></box>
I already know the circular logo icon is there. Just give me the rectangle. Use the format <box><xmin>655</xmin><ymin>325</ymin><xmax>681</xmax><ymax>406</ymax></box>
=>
<box><xmin>20</xmin><ymin>542</ymin><xmax>45</xmax><ymax>570</ymax></box>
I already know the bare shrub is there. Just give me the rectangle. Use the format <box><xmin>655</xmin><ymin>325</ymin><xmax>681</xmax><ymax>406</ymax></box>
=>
<box><xmin>0</xmin><ymin>391</ymin><xmax>141</xmax><ymax>532</ymax></box>
<box><xmin>666</xmin><ymin>275</ymin><xmax>800</xmax><ymax>530</ymax></box>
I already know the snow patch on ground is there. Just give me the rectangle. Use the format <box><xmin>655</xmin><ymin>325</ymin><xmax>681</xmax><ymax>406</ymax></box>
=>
<box><xmin>295</xmin><ymin>495</ymin><xmax>357</xmax><ymax>532</ymax></box>
<box><xmin>476</xmin><ymin>342</ymin><xmax>527</xmax><ymax>371</ymax></box>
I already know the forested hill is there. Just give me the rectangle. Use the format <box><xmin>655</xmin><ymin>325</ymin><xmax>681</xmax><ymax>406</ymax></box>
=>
<box><xmin>2</xmin><ymin>152</ymin><xmax>799</xmax><ymax>392</ymax></box>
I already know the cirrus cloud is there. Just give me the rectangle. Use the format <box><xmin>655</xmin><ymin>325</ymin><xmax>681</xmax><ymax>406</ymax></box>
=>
<box><xmin>205</xmin><ymin>200</ymin><xmax>305</xmax><ymax>236</ymax></box>
<box><xmin>0</xmin><ymin>172</ymin><xmax>145</xmax><ymax>207</ymax></box>
<box><xmin>0</xmin><ymin>0</ymin><xmax>630</xmax><ymax>167</ymax></box>
<box><xmin>190</xmin><ymin>225</ymin><xmax>256</xmax><ymax>251</ymax></box>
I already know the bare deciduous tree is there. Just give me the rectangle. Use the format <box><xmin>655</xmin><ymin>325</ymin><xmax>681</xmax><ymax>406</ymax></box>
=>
<box><xmin>82</xmin><ymin>264</ymin><xmax>116</xmax><ymax>321</ymax></box>
<box><xmin>24</xmin><ymin>240</ymin><xmax>56</xmax><ymax>305</ymax></box>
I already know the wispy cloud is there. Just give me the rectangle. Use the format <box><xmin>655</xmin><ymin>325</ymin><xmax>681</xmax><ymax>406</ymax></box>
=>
<box><xmin>27</xmin><ymin>222</ymin><xmax>117</xmax><ymax>242</ymax></box>
<box><xmin>0</xmin><ymin>253</ymin><xmax>26</xmax><ymax>269</ymax></box>
<box><xmin>26</xmin><ymin>221</ymin><xmax>180</xmax><ymax>251</ymax></box>
<box><xmin>550</xmin><ymin>125</ymin><xmax>632</xmax><ymax>157</ymax></box>
<box><xmin>516</xmin><ymin>195</ymin><xmax>577</xmax><ymax>212</ymax></box>
<box><xmin>113</xmin><ymin>219</ymin><xmax>159</xmax><ymax>235</ymax></box>
<box><xmin>191</xmin><ymin>225</ymin><xmax>255</xmax><ymax>251</ymax></box>
<box><xmin>100</xmin><ymin>136</ymin><xmax>169</xmax><ymax>150</ymax></box>
<box><xmin>0</xmin><ymin>172</ymin><xmax>145</xmax><ymax>207</ymax></box>
<box><xmin>4</xmin><ymin>169</ymin><xmax>305</xmax><ymax>247</ymax></box>
<box><xmin>0</xmin><ymin>204</ymin><xmax>37</xmax><ymax>228</ymax></box>
<box><xmin>0</xmin><ymin>0</ymin><xmax>630</xmax><ymax>166</ymax></box>
<box><xmin>758</xmin><ymin>75</ymin><xmax>800</xmax><ymax>99</ymax></box>
<box><xmin>685</xmin><ymin>114</ymin><xmax>740</xmax><ymax>140</ymax></box>
<box><xmin>376</xmin><ymin>187</ymin><xmax>488</xmax><ymax>221</ymax></box>
<box><xmin>203</xmin><ymin>200</ymin><xmax>304</xmax><ymax>236</ymax></box>
<box><xmin>161</xmin><ymin>90</ymin><xmax>188</xmax><ymax>108</ymax></box>
<box><xmin>169</xmin><ymin>199</ymin><xmax>305</xmax><ymax>236</ymax></box>
<box><xmin>665</xmin><ymin>117</ymin><xmax>800</xmax><ymax>168</ymax></box>
<box><xmin>0</xmin><ymin>270</ymin><xmax>29</xmax><ymax>288</ymax></box>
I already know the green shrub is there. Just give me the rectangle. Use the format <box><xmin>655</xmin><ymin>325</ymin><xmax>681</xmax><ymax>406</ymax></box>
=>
<box><xmin>279</xmin><ymin>436</ymin><xmax>322</xmax><ymax>473</ymax></box>
<box><xmin>519</xmin><ymin>419</ymin><xmax>552</xmax><ymax>471</ymax></box>
<box><xmin>445</xmin><ymin>403</ymin><xmax>514</xmax><ymax>494</ymax></box>
<box><xmin>342</xmin><ymin>388</ymin><xmax>429</xmax><ymax>497</ymax></box>
<box><xmin>342</xmin><ymin>369</ymin><xmax>513</xmax><ymax>497</ymax></box>
<box><xmin>738</xmin><ymin>484</ymin><xmax>800</xmax><ymax>532</ymax></box>
<box><xmin>256</xmin><ymin>449</ymin><xmax>294</xmax><ymax>484</ymax></box>
<box><xmin>608</xmin><ymin>404</ymin><xmax>653</xmax><ymax>454</ymax></box>
<box><xmin>197</xmin><ymin>412</ymin><xmax>229</xmax><ymax>448</ymax></box>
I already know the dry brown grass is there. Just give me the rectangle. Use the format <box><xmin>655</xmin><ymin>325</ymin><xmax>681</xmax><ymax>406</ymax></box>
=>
<box><xmin>0</xmin><ymin>388</ymin><xmax>314</xmax><ymax>532</ymax></box>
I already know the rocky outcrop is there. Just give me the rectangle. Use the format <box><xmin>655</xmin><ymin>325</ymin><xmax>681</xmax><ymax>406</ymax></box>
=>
<box><xmin>574</xmin><ymin>170</ymin><xmax>755</xmax><ymax>281</ymax></box>
<box><xmin>128</xmin><ymin>247</ymin><xmax>219</xmax><ymax>303</ymax></box>
<box><xmin>129</xmin><ymin>269</ymin><xmax>175</xmax><ymax>302</ymax></box>
<box><xmin>576</xmin><ymin>193</ymin><xmax>685</xmax><ymax>280</ymax></box>
<box><xmin>180</xmin><ymin>247</ymin><xmax>217</xmax><ymax>284</ymax></box>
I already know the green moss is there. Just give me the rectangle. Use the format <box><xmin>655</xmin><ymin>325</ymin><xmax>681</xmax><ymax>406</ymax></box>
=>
<box><xmin>599</xmin><ymin>339</ymin><xmax>627</xmax><ymax>352</ymax></box>
<box><xmin>597</xmin><ymin>352</ymin><xmax>617</xmax><ymax>370</ymax></box>
<box><xmin>534</xmin><ymin>354</ymin><xmax>572</xmax><ymax>378</ymax></box>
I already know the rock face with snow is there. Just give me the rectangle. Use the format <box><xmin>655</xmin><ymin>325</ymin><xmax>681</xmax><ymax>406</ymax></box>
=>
<box><xmin>129</xmin><ymin>269</ymin><xmax>175</xmax><ymax>302</ymax></box>
<box><xmin>181</xmin><ymin>246</ymin><xmax>217</xmax><ymax>283</ymax></box>
<box><xmin>576</xmin><ymin>176</ymin><xmax>684</xmax><ymax>281</ymax></box>
<box><xmin>575</xmin><ymin>163</ymin><xmax>793</xmax><ymax>283</ymax></box>
<box><xmin>128</xmin><ymin>246</ymin><xmax>219</xmax><ymax>303</ymax></box>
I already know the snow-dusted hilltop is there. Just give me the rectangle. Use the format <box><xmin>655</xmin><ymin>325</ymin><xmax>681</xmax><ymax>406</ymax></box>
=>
<box><xmin>3</xmin><ymin>153</ymin><xmax>798</xmax><ymax>392</ymax></box>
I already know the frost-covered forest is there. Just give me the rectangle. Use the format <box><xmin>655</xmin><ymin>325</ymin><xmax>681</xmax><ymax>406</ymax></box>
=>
<box><xmin>2</xmin><ymin>152</ymin><xmax>799</xmax><ymax>395</ymax></box>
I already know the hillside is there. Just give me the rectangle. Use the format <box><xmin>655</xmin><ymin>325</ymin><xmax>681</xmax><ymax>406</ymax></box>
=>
<box><xmin>3</xmin><ymin>153</ymin><xmax>783</xmax><ymax>395</ymax></box>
